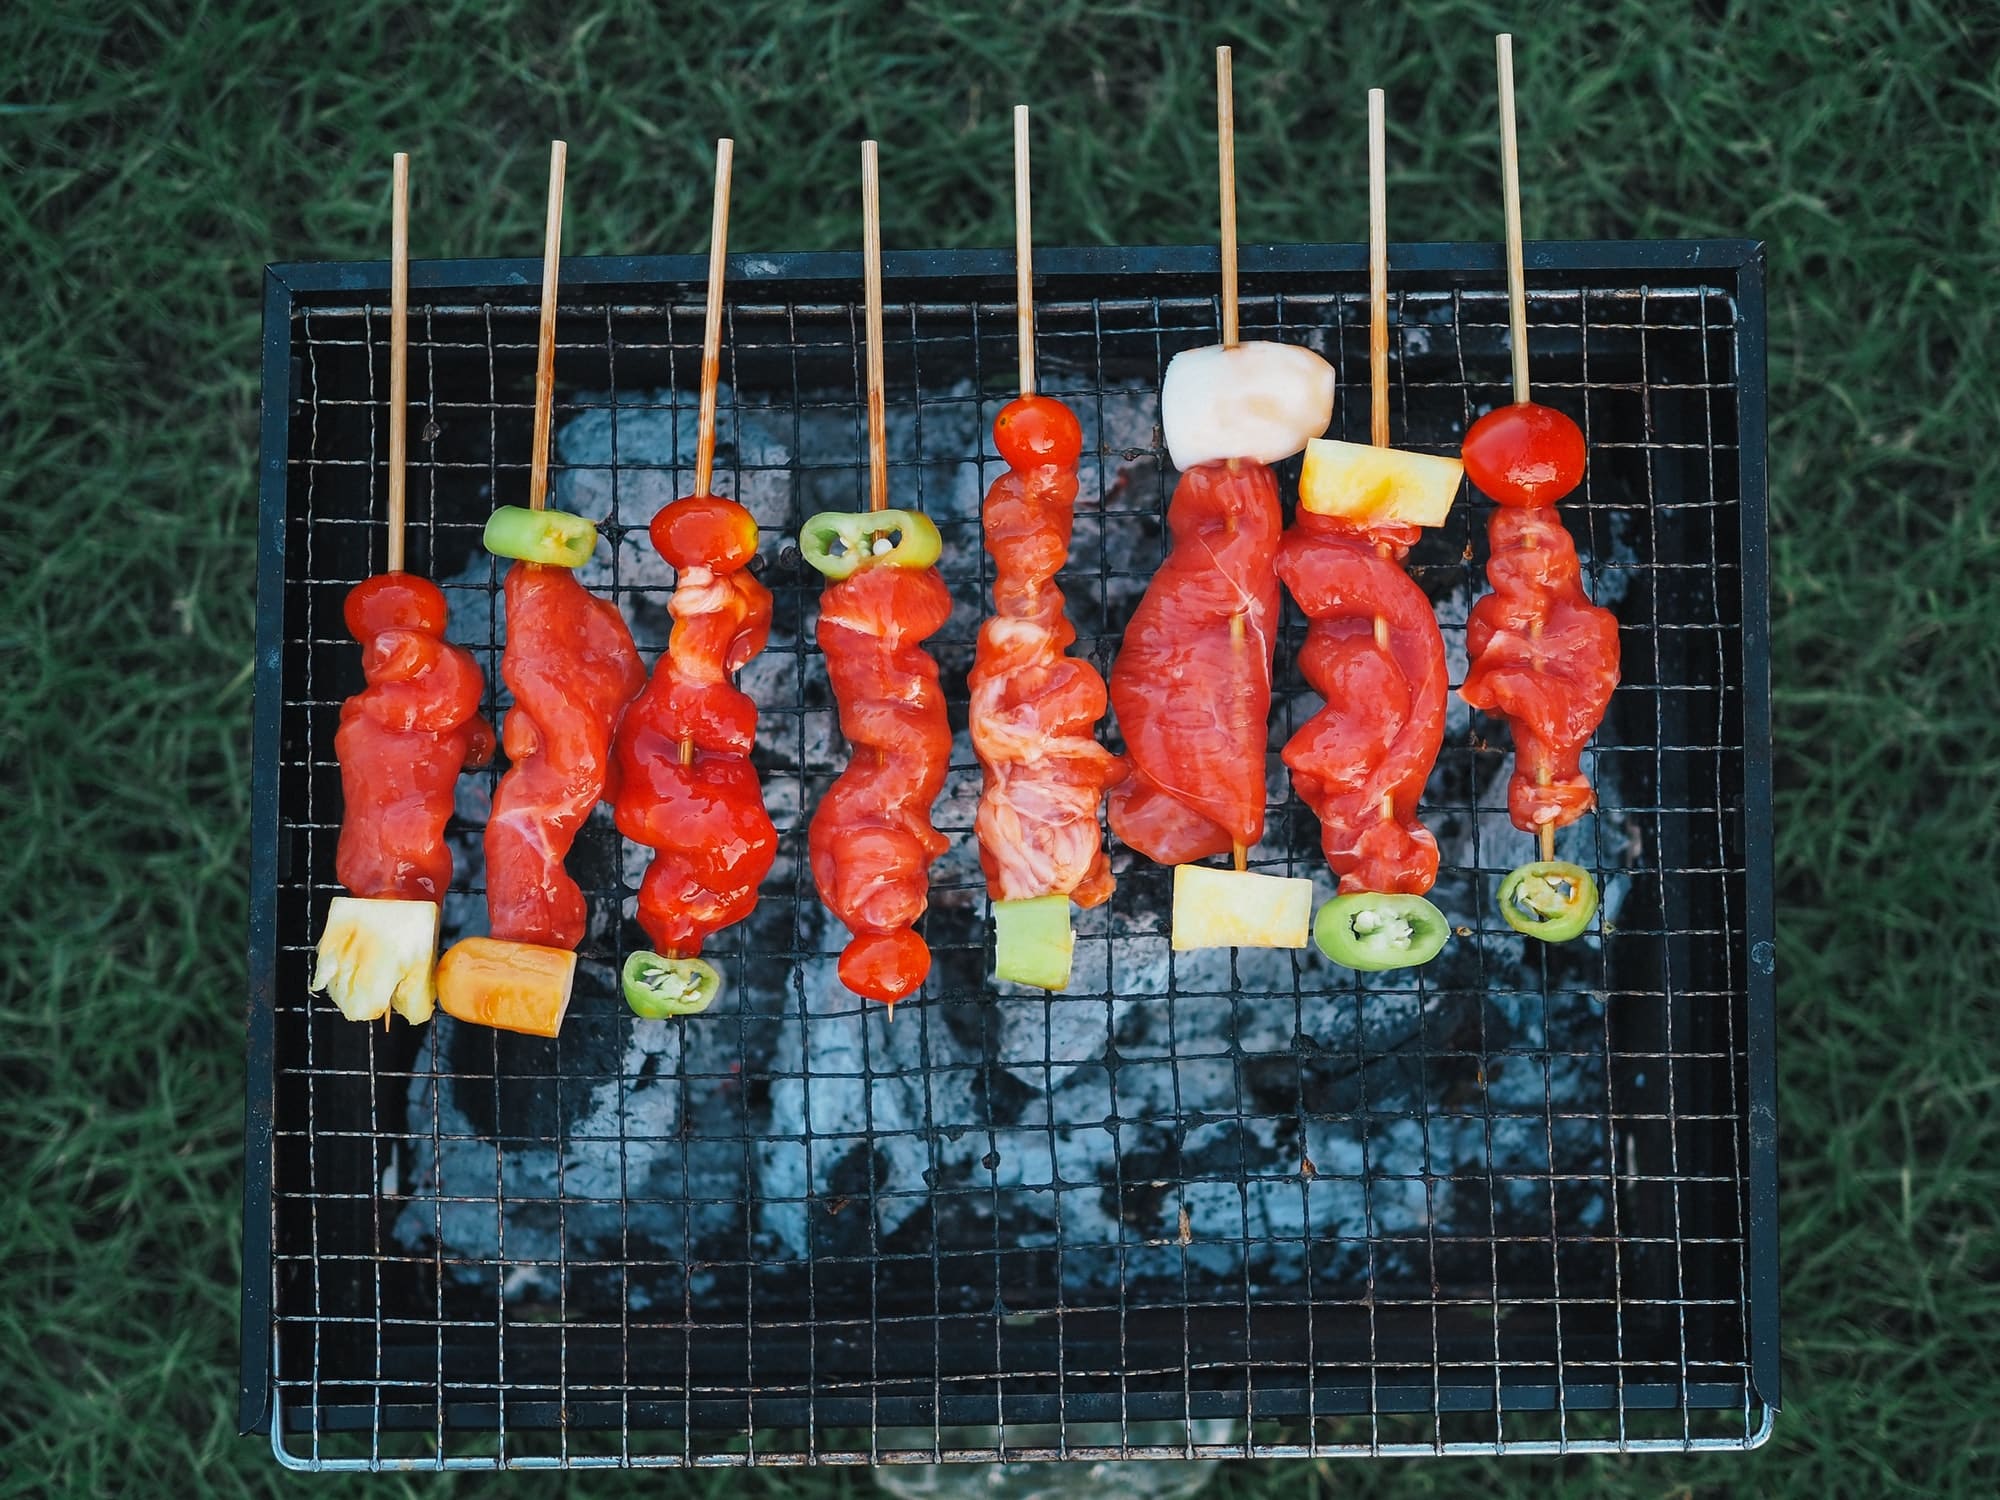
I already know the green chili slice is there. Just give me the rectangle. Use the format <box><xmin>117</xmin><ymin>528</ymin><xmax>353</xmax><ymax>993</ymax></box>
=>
<box><xmin>1497</xmin><ymin>861</ymin><xmax>1600</xmax><ymax>943</ymax></box>
<box><xmin>484</xmin><ymin>505</ymin><xmax>599</xmax><ymax>568</ymax></box>
<box><xmin>621</xmin><ymin>951</ymin><xmax>720</xmax><ymax>1018</ymax></box>
<box><xmin>1313</xmin><ymin>893</ymin><xmax>1451</xmax><ymax>971</ymax></box>
<box><xmin>798</xmin><ymin>509</ymin><xmax>942</xmax><ymax>580</ymax></box>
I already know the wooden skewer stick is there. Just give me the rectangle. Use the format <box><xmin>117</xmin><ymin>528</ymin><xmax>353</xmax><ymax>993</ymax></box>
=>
<box><xmin>384</xmin><ymin>154</ymin><xmax>417</xmax><ymax>1031</ymax></box>
<box><xmin>1215</xmin><ymin>47</ymin><xmax>1248</xmax><ymax>873</ymax></box>
<box><xmin>388</xmin><ymin>152</ymin><xmax>410</xmax><ymax>573</ymax></box>
<box><xmin>1501</xmin><ymin>34</ymin><xmax>1554</xmax><ymax>868</ymax></box>
<box><xmin>695</xmin><ymin>138</ymin><xmax>734</xmax><ymax>499</ymax></box>
<box><xmin>1216</xmin><ymin>46</ymin><xmax>1239</xmax><ymax>350</ymax></box>
<box><xmin>528</xmin><ymin>141</ymin><xmax>568</xmax><ymax>514</ymax></box>
<box><xmin>678</xmin><ymin>138</ymin><xmax>737</xmax><ymax>775</ymax></box>
<box><xmin>1014</xmin><ymin>105</ymin><xmax>1036</xmax><ymax>398</ymax></box>
<box><xmin>1368</xmin><ymin>90</ymin><xmax>1393</xmax><ymax>668</ymax></box>
<box><xmin>862</xmin><ymin>140</ymin><xmax>889</xmax><ymax>513</ymax></box>
<box><xmin>1496</xmin><ymin>34</ymin><xmax>1530</xmax><ymax>405</ymax></box>
<box><xmin>1368</xmin><ymin>90</ymin><xmax>1390</xmax><ymax>451</ymax></box>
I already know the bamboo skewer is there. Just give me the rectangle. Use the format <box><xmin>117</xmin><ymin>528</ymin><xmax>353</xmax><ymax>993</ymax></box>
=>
<box><xmin>1367</xmin><ymin>91</ymin><xmax>1390</xmax><ymax>452</ymax></box>
<box><xmin>1014</xmin><ymin>106</ymin><xmax>1036</xmax><ymax>399</ymax></box>
<box><xmin>1497</xmin><ymin>34</ymin><xmax>1530</xmax><ymax>406</ymax></box>
<box><xmin>1213</xmin><ymin>46</ymin><xmax>1248</xmax><ymax>874</ymax></box>
<box><xmin>1367</xmin><ymin>90</ymin><xmax>1397</xmax><ymax>828</ymax></box>
<box><xmin>695</xmin><ymin>138</ymin><xmax>734</xmax><ymax>499</ymax></box>
<box><xmin>1216</xmin><ymin>46</ymin><xmax>1239</xmax><ymax>351</ymax></box>
<box><xmin>1495</xmin><ymin>37</ymin><xmax>1559</xmax><ymax>861</ymax></box>
<box><xmin>1496</xmin><ymin>35</ymin><xmax>1557</xmax><ymax>864</ymax></box>
<box><xmin>1368</xmin><ymin>88</ymin><xmax>1393</xmax><ymax>646</ymax></box>
<box><xmin>528</xmin><ymin>141</ymin><xmax>568</xmax><ymax>515</ymax></box>
<box><xmin>679</xmin><ymin>138</ymin><xmax>737</xmax><ymax>775</ymax></box>
<box><xmin>862</xmin><ymin>141</ymin><xmax>889</xmax><ymax>514</ymax></box>
<box><xmin>388</xmin><ymin>153</ymin><xmax>410</xmax><ymax>574</ymax></box>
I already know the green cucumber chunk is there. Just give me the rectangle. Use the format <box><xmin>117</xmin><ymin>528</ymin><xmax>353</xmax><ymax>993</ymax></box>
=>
<box><xmin>993</xmin><ymin>894</ymin><xmax>1074</xmax><ymax>990</ymax></box>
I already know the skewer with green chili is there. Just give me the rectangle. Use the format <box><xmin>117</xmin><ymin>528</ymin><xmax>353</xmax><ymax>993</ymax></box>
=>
<box><xmin>798</xmin><ymin>509</ymin><xmax>941</xmax><ymax>579</ymax></box>
<box><xmin>1313</xmin><ymin>892</ymin><xmax>1451</xmax><ymax>972</ymax></box>
<box><xmin>484</xmin><ymin>504</ymin><xmax>599</xmax><ymax>567</ymax></box>
<box><xmin>1497</xmin><ymin>860</ymin><xmax>1599</xmax><ymax>943</ymax></box>
<box><xmin>621</xmin><ymin>951</ymin><xmax>721</xmax><ymax>1018</ymax></box>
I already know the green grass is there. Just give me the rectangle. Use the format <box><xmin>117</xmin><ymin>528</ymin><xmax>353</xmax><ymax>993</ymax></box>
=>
<box><xmin>4</xmin><ymin>0</ymin><xmax>1997</xmax><ymax>1494</ymax></box>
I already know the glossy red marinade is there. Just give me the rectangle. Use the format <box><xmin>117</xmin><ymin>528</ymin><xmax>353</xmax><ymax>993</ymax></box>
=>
<box><xmin>1107</xmin><ymin>458</ymin><xmax>1282</xmax><ymax>864</ymax></box>
<box><xmin>970</xmin><ymin>396</ymin><xmax>1123</xmax><ymax>908</ymax></box>
<box><xmin>612</xmin><ymin>495</ymin><xmax>778</xmax><ymax>957</ymax></box>
<box><xmin>1276</xmin><ymin>512</ymin><xmax>1447</xmax><ymax>895</ymax></box>
<box><xmin>334</xmin><ymin>573</ymin><xmax>494</xmax><ymax>902</ymax></box>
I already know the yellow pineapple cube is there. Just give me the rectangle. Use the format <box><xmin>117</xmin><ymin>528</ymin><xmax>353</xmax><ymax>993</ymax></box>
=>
<box><xmin>1298</xmin><ymin>438</ymin><xmax>1464</xmax><ymax>529</ymax></box>
<box><xmin>1171</xmin><ymin>865</ymin><xmax>1315</xmax><ymax>951</ymax></box>
<box><xmin>311</xmin><ymin>896</ymin><xmax>440</xmax><ymax>1025</ymax></box>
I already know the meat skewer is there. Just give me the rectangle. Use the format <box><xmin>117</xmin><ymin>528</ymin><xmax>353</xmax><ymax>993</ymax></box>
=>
<box><xmin>803</xmin><ymin>142</ymin><xmax>954</xmax><ymax>1011</ymax></box>
<box><xmin>1459</xmin><ymin>35</ymin><xmax>1621</xmax><ymax>943</ymax></box>
<box><xmin>968</xmin><ymin>105</ymin><xmax>1125</xmax><ymax>990</ymax></box>
<box><xmin>435</xmin><ymin>141</ymin><xmax>647</xmax><ymax>1034</ymax></box>
<box><xmin>1109</xmin><ymin>47</ymin><xmax>1328</xmax><ymax>952</ymax></box>
<box><xmin>313</xmin><ymin>152</ymin><xmax>495</xmax><ymax>1026</ymax></box>
<box><xmin>1278</xmin><ymin>90</ymin><xmax>1465</xmax><ymax>972</ymax></box>
<box><xmin>610</xmin><ymin>138</ymin><xmax>777</xmax><ymax>1019</ymax></box>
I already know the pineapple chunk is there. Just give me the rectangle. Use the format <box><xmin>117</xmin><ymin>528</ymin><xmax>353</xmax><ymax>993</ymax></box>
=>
<box><xmin>311</xmin><ymin>897</ymin><xmax>440</xmax><ymax>1025</ymax></box>
<box><xmin>1298</xmin><ymin>438</ymin><xmax>1464</xmax><ymax>528</ymax></box>
<box><xmin>994</xmin><ymin>894</ymin><xmax>1075</xmax><ymax>990</ymax></box>
<box><xmin>1160</xmin><ymin>342</ymin><xmax>1336</xmax><ymax>471</ymax></box>
<box><xmin>1171</xmin><ymin>865</ymin><xmax>1315</xmax><ymax>951</ymax></box>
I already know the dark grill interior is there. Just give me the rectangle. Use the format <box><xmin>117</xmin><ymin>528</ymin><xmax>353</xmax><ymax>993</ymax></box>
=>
<box><xmin>244</xmin><ymin>246</ymin><xmax>1776</xmax><ymax>1468</ymax></box>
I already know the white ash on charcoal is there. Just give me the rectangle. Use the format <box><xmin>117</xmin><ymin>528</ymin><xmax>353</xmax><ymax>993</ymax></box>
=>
<box><xmin>394</xmin><ymin>368</ymin><xmax>1633</xmax><ymax>1318</ymax></box>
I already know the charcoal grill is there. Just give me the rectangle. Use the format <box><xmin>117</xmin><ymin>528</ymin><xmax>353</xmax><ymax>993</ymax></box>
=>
<box><xmin>241</xmin><ymin>241</ymin><xmax>1777</xmax><ymax>1468</ymax></box>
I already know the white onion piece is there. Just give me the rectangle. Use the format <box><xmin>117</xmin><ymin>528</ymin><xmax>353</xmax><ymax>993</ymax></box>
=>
<box><xmin>1159</xmin><ymin>341</ymin><xmax>1337</xmax><ymax>471</ymax></box>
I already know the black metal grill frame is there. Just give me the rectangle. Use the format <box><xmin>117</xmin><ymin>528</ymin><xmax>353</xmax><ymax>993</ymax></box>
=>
<box><xmin>241</xmin><ymin>241</ymin><xmax>1777</xmax><ymax>1469</ymax></box>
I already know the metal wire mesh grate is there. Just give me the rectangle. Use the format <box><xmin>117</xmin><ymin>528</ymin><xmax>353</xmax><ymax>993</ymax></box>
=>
<box><xmin>245</xmin><ymin>245</ymin><xmax>1775</xmax><ymax>1469</ymax></box>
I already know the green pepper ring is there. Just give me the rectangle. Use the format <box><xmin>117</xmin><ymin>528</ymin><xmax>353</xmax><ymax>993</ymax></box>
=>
<box><xmin>1497</xmin><ymin>860</ymin><xmax>1601</xmax><ymax>943</ymax></box>
<box><xmin>798</xmin><ymin>509</ymin><xmax>942</xmax><ymax>580</ymax></box>
<box><xmin>1313</xmin><ymin>892</ymin><xmax>1451</xmax><ymax>972</ymax></box>
<box><xmin>483</xmin><ymin>504</ymin><xmax>600</xmax><ymax>568</ymax></box>
<box><xmin>621</xmin><ymin>951</ymin><xmax>721</xmax><ymax>1019</ymax></box>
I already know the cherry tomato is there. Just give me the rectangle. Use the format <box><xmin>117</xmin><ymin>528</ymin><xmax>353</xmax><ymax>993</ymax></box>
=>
<box><xmin>346</xmin><ymin>572</ymin><xmax>448</xmax><ymax>638</ymax></box>
<box><xmin>839</xmin><ymin>927</ymin><xmax>930</xmax><ymax>1004</ymax></box>
<box><xmin>994</xmin><ymin>394</ymin><xmax>1083</xmax><ymax>471</ymax></box>
<box><xmin>1460</xmin><ymin>401</ymin><xmax>1586</xmax><ymax>508</ymax></box>
<box><xmin>650</xmin><ymin>494</ymin><xmax>759</xmax><ymax>571</ymax></box>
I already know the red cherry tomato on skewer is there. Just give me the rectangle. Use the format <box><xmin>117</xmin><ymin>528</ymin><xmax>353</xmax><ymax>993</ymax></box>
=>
<box><xmin>650</xmin><ymin>494</ymin><xmax>760</xmax><ymax>572</ymax></box>
<box><xmin>1461</xmin><ymin>401</ymin><xmax>1586</xmax><ymax>508</ymax></box>
<box><xmin>839</xmin><ymin>927</ymin><xmax>932</xmax><ymax>1005</ymax></box>
<box><xmin>994</xmin><ymin>394</ymin><xmax>1083</xmax><ymax>471</ymax></box>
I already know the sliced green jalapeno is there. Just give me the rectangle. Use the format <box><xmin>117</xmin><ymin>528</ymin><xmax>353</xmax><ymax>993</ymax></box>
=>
<box><xmin>621</xmin><ymin>951</ymin><xmax>721</xmax><ymax>1018</ymax></box>
<box><xmin>484</xmin><ymin>505</ymin><xmax>599</xmax><ymax>567</ymax></box>
<box><xmin>1497</xmin><ymin>861</ymin><xmax>1600</xmax><ymax>943</ymax></box>
<box><xmin>1313</xmin><ymin>893</ymin><xmax>1451</xmax><ymax>971</ymax></box>
<box><xmin>798</xmin><ymin>509</ymin><xmax>942</xmax><ymax>580</ymax></box>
